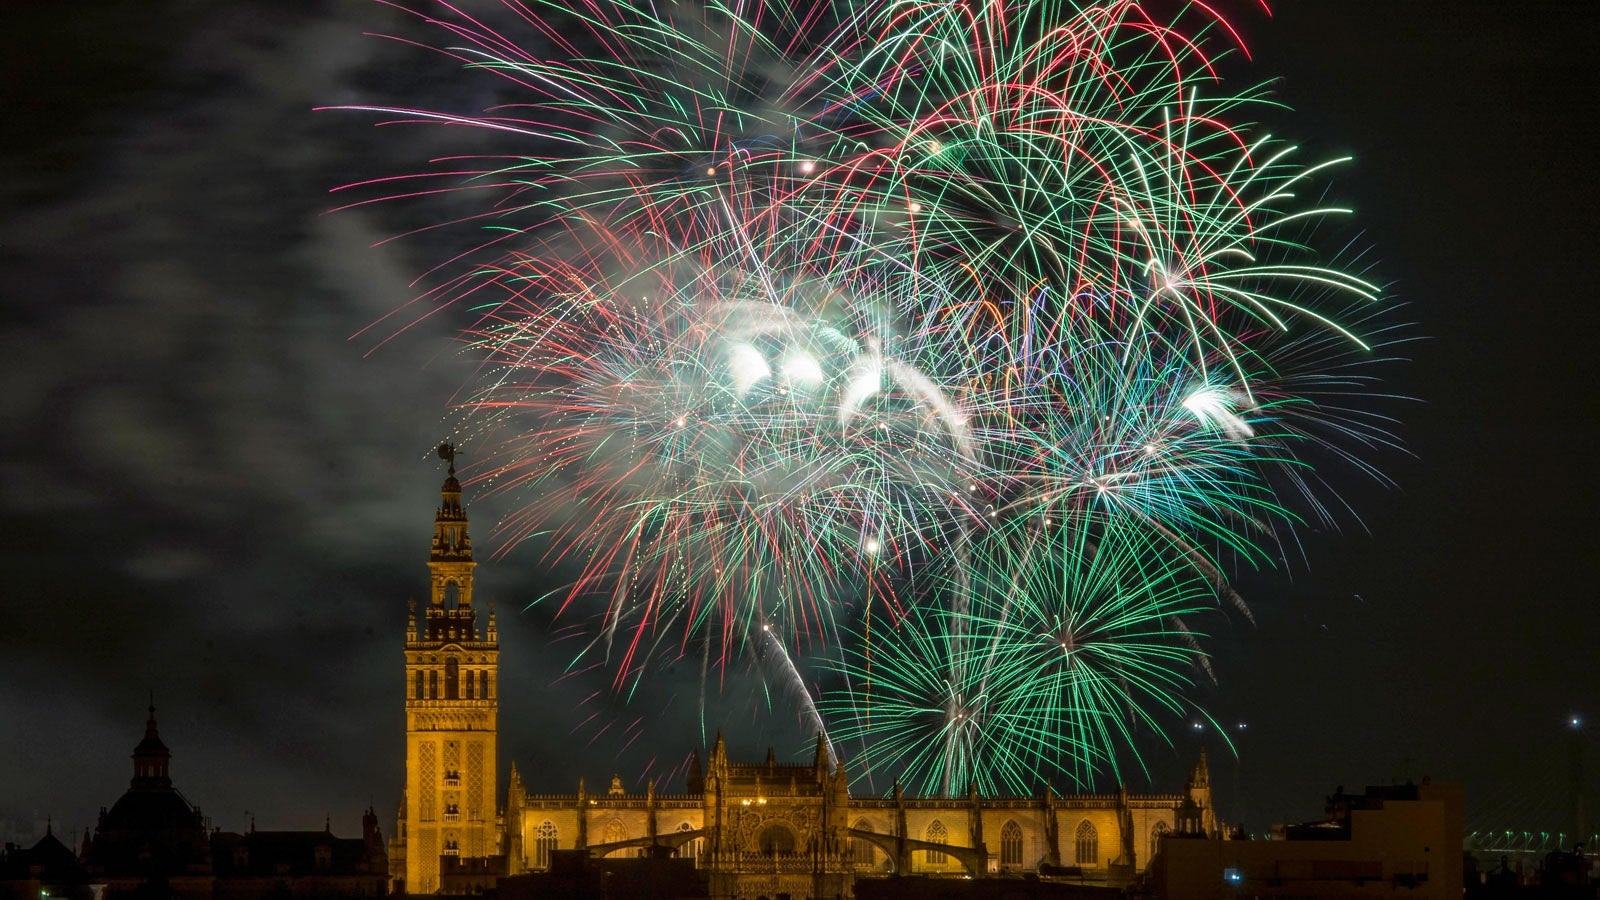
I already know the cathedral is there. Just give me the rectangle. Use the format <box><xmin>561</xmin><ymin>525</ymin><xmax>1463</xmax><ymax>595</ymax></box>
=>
<box><xmin>395</xmin><ymin>450</ymin><xmax>1218</xmax><ymax>897</ymax></box>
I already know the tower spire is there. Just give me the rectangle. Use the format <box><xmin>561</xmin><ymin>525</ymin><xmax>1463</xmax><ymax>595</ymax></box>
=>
<box><xmin>131</xmin><ymin>700</ymin><xmax>172</xmax><ymax>789</ymax></box>
<box><xmin>432</xmin><ymin>443</ymin><xmax>472</xmax><ymax>565</ymax></box>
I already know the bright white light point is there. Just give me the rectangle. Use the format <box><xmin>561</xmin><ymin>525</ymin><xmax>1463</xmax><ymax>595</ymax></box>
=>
<box><xmin>863</xmin><ymin>537</ymin><xmax>882</xmax><ymax>556</ymax></box>
<box><xmin>799</xmin><ymin>159</ymin><xmax>815</xmax><ymax>174</ymax></box>
<box><xmin>780</xmin><ymin>352</ymin><xmax>824</xmax><ymax>387</ymax></box>
<box><xmin>706</xmin><ymin>167</ymin><xmax>716</xmax><ymax>176</ymax></box>
<box><xmin>1192</xmin><ymin>722</ymin><xmax>1204</xmax><ymax>731</ymax></box>
<box><xmin>1144</xmin><ymin>444</ymin><xmax>1158</xmax><ymax>455</ymax></box>
<box><xmin>675</xmin><ymin>416</ymin><xmax>686</xmax><ymax>429</ymax></box>
<box><xmin>929</xmin><ymin>140</ymin><xmax>942</xmax><ymax>153</ymax></box>
<box><xmin>909</xmin><ymin>201</ymin><xmax>923</xmax><ymax>213</ymax></box>
<box><xmin>1183</xmin><ymin>386</ymin><xmax>1254</xmax><ymax>440</ymax></box>
<box><xmin>762</xmin><ymin>624</ymin><xmax>770</xmax><ymax>632</ymax></box>
<box><xmin>727</xmin><ymin>343</ymin><xmax>770</xmax><ymax>395</ymax></box>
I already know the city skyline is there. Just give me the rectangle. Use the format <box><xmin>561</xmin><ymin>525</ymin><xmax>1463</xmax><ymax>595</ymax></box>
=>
<box><xmin>2</xmin><ymin>0</ymin><xmax>1596</xmax><ymax>850</ymax></box>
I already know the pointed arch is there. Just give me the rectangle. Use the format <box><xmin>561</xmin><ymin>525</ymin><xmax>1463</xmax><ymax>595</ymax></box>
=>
<box><xmin>924</xmin><ymin>819</ymin><xmax>948</xmax><ymax>864</ymax></box>
<box><xmin>1074</xmin><ymin>820</ymin><xmax>1098</xmax><ymax>866</ymax></box>
<box><xmin>674</xmin><ymin>821</ymin><xmax>702</xmax><ymax>863</ymax></box>
<box><xmin>534</xmin><ymin>820</ymin><xmax>557</xmax><ymax>869</ymax></box>
<box><xmin>1149</xmin><ymin>821</ymin><xmax>1169</xmax><ymax>862</ymax></box>
<box><xmin>758</xmin><ymin>822</ymin><xmax>796</xmax><ymax>856</ymax></box>
<box><xmin>1000</xmin><ymin>820</ymin><xmax>1023</xmax><ymax>867</ymax></box>
<box><xmin>850</xmin><ymin>818</ymin><xmax>876</xmax><ymax>867</ymax></box>
<box><xmin>603</xmin><ymin>818</ymin><xmax>626</xmax><ymax>845</ymax></box>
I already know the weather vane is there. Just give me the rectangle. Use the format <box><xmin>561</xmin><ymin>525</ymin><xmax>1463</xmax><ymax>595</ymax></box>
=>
<box><xmin>437</xmin><ymin>442</ymin><xmax>456</xmax><ymax>468</ymax></box>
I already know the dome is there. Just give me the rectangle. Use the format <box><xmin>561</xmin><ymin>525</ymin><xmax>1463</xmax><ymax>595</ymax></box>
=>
<box><xmin>101</xmin><ymin>788</ymin><xmax>204</xmax><ymax>834</ymax></box>
<box><xmin>85</xmin><ymin>706</ymin><xmax>211</xmax><ymax>876</ymax></box>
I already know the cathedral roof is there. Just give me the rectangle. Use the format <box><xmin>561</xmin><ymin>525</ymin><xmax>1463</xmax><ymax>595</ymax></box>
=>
<box><xmin>28</xmin><ymin>828</ymin><xmax>84</xmax><ymax>876</ymax></box>
<box><xmin>1</xmin><ymin>827</ymin><xmax>89</xmax><ymax>887</ymax></box>
<box><xmin>100</xmin><ymin>787</ymin><xmax>205</xmax><ymax>834</ymax></box>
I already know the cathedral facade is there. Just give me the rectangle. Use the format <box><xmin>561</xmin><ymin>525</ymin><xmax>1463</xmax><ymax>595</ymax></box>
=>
<box><xmin>502</xmin><ymin>737</ymin><xmax>1217</xmax><ymax>899</ymax></box>
<box><xmin>398</xmin><ymin>454</ymin><xmax>1218</xmax><ymax>898</ymax></box>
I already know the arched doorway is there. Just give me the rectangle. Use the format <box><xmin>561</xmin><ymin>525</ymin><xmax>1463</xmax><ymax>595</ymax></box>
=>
<box><xmin>757</xmin><ymin>823</ymin><xmax>796</xmax><ymax>856</ymax></box>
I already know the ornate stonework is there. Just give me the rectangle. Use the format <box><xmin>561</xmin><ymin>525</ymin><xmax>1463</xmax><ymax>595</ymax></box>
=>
<box><xmin>395</xmin><ymin>452</ymin><xmax>1217</xmax><ymax>898</ymax></box>
<box><xmin>504</xmin><ymin>733</ymin><xmax>1219</xmax><ymax>898</ymax></box>
<box><xmin>397</xmin><ymin>445</ymin><xmax>499</xmax><ymax>894</ymax></box>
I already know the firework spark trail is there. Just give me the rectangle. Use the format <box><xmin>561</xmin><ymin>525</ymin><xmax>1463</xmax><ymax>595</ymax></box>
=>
<box><xmin>759</xmin><ymin>623</ymin><xmax>837</xmax><ymax>767</ymax></box>
<box><xmin>339</xmin><ymin>0</ymin><xmax>1402</xmax><ymax>791</ymax></box>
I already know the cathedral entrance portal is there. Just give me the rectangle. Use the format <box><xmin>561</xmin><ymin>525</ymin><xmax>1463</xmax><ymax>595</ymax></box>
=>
<box><xmin>756</xmin><ymin>823</ymin><xmax>796</xmax><ymax>856</ymax></box>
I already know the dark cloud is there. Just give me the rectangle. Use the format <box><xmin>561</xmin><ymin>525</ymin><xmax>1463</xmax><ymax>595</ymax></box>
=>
<box><xmin>1</xmin><ymin>0</ymin><xmax>1597</xmax><ymax>850</ymax></box>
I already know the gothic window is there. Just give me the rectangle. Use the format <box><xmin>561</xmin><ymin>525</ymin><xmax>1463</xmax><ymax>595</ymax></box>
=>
<box><xmin>429</xmin><ymin>670</ymin><xmax>438</xmax><ymax>699</ymax></box>
<box><xmin>924</xmin><ymin>820</ymin><xmax>948</xmax><ymax>864</ymax></box>
<box><xmin>1149</xmin><ymin>821</ymin><xmax>1169</xmax><ymax>862</ymax></box>
<box><xmin>535</xmin><ymin>821</ymin><xmax>558</xmax><ymax>869</ymax></box>
<box><xmin>673</xmin><ymin>822</ymin><xmax>701</xmax><ymax>863</ymax></box>
<box><xmin>850</xmin><ymin>819</ymin><xmax>875</xmax><ymax>867</ymax></box>
<box><xmin>479</xmin><ymin>670</ymin><xmax>489</xmax><ymax>699</ymax></box>
<box><xmin>464</xmin><ymin>670</ymin><xmax>475</xmax><ymax>699</ymax></box>
<box><xmin>445</xmin><ymin>658</ymin><xmax>460</xmax><ymax>700</ymax></box>
<box><xmin>604</xmin><ymin>819</ymin><xmax>626</xmax><ymax>845</ymax></box>
<box><xmin>1000</xmin><ymin>820</ymin><xmax>1023</xmax><ymax>866</ymax></box>
<box><xmin>442</xmin><ymin>582</ymin><xmax>460</xmax><ymax>610</ymax></box>
<box><xmin>414</xmin><ymin>670</ymin><xmax>424</xmax><ymax>699</ymax></box>
<box><xmin>1074</xmin><ymin>820</ymin><xmax>1098</xmax><ymax>866</ymax></box>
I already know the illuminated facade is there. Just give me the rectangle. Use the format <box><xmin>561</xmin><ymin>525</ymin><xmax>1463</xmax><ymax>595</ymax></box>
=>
<box><xmin>503</xmin><ymin>739</ymin><xmax>1219</xmax><ymax>898</ymax></box>
<box><xmin>396</xmin><ymin>445</ymin><xmax>499</xmax><ymax>895</ymax></box>
<box><xmin>396</xmin><ymin>455</ymin><xmax>1217</xmax><ymax>897</ymax></box>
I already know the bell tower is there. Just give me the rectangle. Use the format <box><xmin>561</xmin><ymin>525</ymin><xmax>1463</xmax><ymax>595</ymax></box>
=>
<box><xmin>402</xmin><ymin>443</ymin><xmax>499</xmax><ymax>893</ymax></box>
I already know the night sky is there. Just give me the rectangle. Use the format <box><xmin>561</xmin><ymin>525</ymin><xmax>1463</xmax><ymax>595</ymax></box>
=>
<box><xmin>3</xmin><ymin>1</ymin><xmax>1596</xmax><ymax>848</ymax></box>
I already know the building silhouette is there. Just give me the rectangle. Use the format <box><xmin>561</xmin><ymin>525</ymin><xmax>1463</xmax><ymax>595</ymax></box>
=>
<box><xmin>1150</xmin><ymin>781</ymin><xmax>1466</xmax><ymax>900</ymax></box>
<box><xmin>0</xmin><ymin>822</ymin><xmax>93</xmax><ymax>900</ymax></box>
<box><xmin>396</xmin><ymin>452</ymin><xmax>1221</xmax><ymax>898</ymax></box>
<box><xmin>0</xmin><ymin>706</ymin><xmax>388</xmax><ymax>900</ymax></box>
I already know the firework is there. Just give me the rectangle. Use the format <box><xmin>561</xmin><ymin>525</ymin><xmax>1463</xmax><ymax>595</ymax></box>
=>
<box><xmin>339</xmin><ymin>0</ymin><xmax>1397</xmax><ymax>789</ymax></box>
<box><xmin>461</xmin><ymin>212</ymin><xmax>989</xmax><ymax>686</ymax></box>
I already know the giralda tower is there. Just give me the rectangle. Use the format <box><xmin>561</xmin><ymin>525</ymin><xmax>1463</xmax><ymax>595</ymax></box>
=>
<box><xmin>400</xmin><ymin>444</ymin><xmax>498</xmax><ymax>893</ymax></box>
